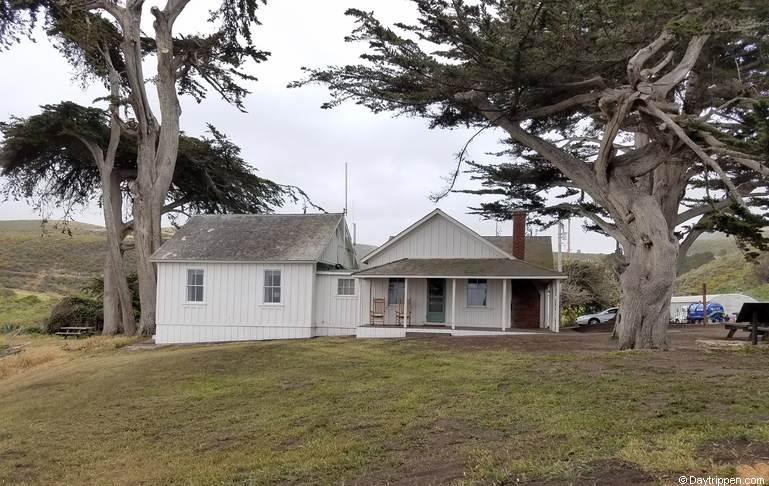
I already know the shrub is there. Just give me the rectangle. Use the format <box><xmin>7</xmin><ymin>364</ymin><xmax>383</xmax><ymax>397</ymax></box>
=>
<box><xmin>45</xmin><ymin>296</ymin><xmax>103</xmax><ymax>334</ymax></box>
<box><xmin>561</xmin><ymin>305</ymin><xmax>588</xmax><ymax>328</ymax></box>
<box><xmin>16</xmin><ymin>295</ymin><xmax>41</xmax><ymax>305</ymax></box>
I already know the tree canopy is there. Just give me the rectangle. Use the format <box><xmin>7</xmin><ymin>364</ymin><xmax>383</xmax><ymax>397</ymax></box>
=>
<box><xmin>0</xmin><ymin>102</ymin><xmax>312</xmax><ymax>225</ymax></box>
<box><xmin>296</xmin><ymin>0</ymin><xmax>769</xmax><ymax>349</ymax></box>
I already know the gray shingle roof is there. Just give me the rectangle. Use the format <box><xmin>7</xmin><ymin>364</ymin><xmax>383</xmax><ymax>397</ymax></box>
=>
<box><xmin>483</xmin><ymin>236</ymin><xmax>555</xmax><ymax>269</ymax></box>
<box><xmin>151</xmin><ymin>213</ymin><xmax>343</xmax><ymax>262</ymax></box>
<box><xmin>353</xmin><ymin>258</ymin><xmax>564</xmax><ymax>278</ymax></box>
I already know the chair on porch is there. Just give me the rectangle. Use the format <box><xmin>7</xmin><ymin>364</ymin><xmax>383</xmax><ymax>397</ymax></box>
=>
<box><xmin>369</xmin><ymin>298</ymin><xmax>386</xmax><ymax>325</ymax></box>
<box><xmin>395</xmin><ymin>298</ymin><xmax>412</xmax><ymax>326</ymax></box>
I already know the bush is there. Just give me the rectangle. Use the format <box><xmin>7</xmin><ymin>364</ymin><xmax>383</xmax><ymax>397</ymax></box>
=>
<box><xmin>16</xmin><ymin>294</ymin><xmax>41</xmax><ymax>305</ymax></box>
<box><xmin>45</xmin><ymin>296</ymin><xmax>103</xmax><ymax>334</ymax></box>
<box><xmin>561</xmin><ymin>305</ymin><xmax>588</xmax><ymax>328</ymax></box>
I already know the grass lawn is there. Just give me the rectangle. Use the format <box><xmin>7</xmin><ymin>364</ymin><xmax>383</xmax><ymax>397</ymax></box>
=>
<box><xmin>1</xmin><ymin>329</ymin><xmax>768</xmax><ymax>485</ymax></box>
<box><xmin>0</xmin><ymin>288</ymin><xmax>57</xmax><ymax>330</ymax></box>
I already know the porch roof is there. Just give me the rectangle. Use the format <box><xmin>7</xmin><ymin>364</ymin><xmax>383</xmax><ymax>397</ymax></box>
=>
<box><xmin>352</xmin><ymin>258</ymin><xmax>566</xmax><ymax>279</ymax></box>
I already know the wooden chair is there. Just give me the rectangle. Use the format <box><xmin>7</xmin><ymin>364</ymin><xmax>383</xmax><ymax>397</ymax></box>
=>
<box><xmin>369</xmin><ymin>298</ymin><xmax>386</xmax><ymax>325</ymax></box>
<box><xmin>395</xmin><ymin>298</ymin><xmax>412</xmax><ymax>326</ymax></box>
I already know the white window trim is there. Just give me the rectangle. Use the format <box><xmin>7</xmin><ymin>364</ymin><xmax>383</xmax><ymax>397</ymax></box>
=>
<box><xmin>263</xmin><ymin>269</ymin><xmax>282</xmax><ymax>305</ymax></box>
<box><xmin>466</xmin><ymin>278</ymin><xmax>488</xmax><ymax>308</ymax></box>
<box><xmin>336</xmin><ymin>278</ymin><xmax>356</xmax><ymax>297</ymax></box>
<box><xmin>185</xmin><ymin>268</ymin><xmax>206</xmax><ymax>305</ymax></box>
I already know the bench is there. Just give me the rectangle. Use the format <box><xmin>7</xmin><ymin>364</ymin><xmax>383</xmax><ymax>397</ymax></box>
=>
<box><xmin>55</xmin><ymin>327</ymin><xmax>96</xmax><ymax>339</ymax></box>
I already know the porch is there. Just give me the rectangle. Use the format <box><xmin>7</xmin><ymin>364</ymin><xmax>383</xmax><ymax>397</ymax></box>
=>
<box><xmin>353</xmin><ymin>258</ymin><xmax>566</xmax><ymax>334</ymax></box>
<box><xmin>356</xmin><ymin>324</ymin><xmax>548</xmax><ymax>338</ymax></box>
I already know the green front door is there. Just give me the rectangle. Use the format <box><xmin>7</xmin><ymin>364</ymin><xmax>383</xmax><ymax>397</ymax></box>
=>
<box><xmin>426</xmin><ymin>278</ymin><xmax>446</xmax><ymax>323</ymax></box>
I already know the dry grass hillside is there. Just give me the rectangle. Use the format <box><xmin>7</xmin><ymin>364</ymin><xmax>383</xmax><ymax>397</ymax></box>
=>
<box><xmin>0</xmin><ymin>220</ymin><xmax>111</xmax><ymax>294</ymax></box>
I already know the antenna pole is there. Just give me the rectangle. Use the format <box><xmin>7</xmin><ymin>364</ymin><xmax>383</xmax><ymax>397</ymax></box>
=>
<box><xmin>557</xmin><ymin>220</ymin><xmax>564</xmax><ymax>272</ymax></box>
<box><xmin>344</xmin><ymin>163</ymin><xmax>348</xmax><ymax>215</ymax></box>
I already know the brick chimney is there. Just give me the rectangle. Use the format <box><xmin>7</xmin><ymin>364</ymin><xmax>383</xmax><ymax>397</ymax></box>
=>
<box><xmin>511</xmin><ymin>211</ymin><xmax>526</xmax><ymax>260</ymax></box>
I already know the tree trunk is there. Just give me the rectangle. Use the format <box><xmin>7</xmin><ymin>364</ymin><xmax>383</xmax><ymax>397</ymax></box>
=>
<box><xmin>133</xmin><ymin>177</ymin><xmax>158</xmax><ymax>336</ymax></box>
<box><xmin>101</xmin><ymin>171</ymin><xmax>136</xmax><ymax>335</ymax></box>
<box><xmin>615</xmin><ymin>196</ymin><xmax>679</xmax><ymax>350</ymax></box>
<box><xmin>102</xmin><ymin>254</ymin><xmax>120</xmax><ymax>335</ymax></box>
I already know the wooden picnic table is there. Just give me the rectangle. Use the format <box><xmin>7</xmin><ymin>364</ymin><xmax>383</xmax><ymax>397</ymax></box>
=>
<box><xmin>55</xmin><ymin>327</ymin><xmax>96</xmax><ymax>339</ymax></box>
<box><xmin>728</xmin><ymin>303</ymin><xmax>769</xmax><ymax>345</ymax></box>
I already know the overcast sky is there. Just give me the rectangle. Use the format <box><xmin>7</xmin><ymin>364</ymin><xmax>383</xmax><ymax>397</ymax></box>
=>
<box><xmin>0</xmin><ymin>0</ymin><xmax>616</xmax><ymax>254</ymax></box>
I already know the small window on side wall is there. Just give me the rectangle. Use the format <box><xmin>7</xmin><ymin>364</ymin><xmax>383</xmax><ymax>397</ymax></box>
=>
<box><xmin>186</xmin><ymin>269</ymin><xmax>204</xmax><ymax>302</ymax></box>
<box><xmin>337</xmin><ymin>278</ymin><xmax>355</xmax><ymax>296</ymax></box>
<box><xmin>264</xmin><ymin>270</ymin><xmax>282</xmax><ymax>304</ymax></box>
<box><xmin>467</xmin><ymin>279</ymin><xmax>487</xmax><ymax>307</ymax></box>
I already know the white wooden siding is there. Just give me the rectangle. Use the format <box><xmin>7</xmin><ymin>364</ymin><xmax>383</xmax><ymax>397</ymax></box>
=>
<box><xmin>155</xmin><ymin>262</ymin><xmax>315</xmax><ymax>344</ymax></box>
<box><xmin>360</xmin><ymin>278</ymin><xmax>528</xmax><ymax>328</ymax></box>
<box><xmin>313</xmin><ymin>273</ymin><xmax>360</xmax><ymax>336</ymax></box>
<box><xmin>320</xmin><ymin>219</ymin><xmax>356</xmax><ymax>268</ymax></box>
<box><xmin>367</xmin><ymin>214</ymin><xmax>502</xmax><ymax>267</ymax></box>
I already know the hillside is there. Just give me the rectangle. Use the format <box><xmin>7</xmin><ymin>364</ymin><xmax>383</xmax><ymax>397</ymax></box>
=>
<box><xmin>675</xmin><ymin>232</ymin><xmax>769</xmax><ymax>300</ymax></box>
<box><xmin>0</xmin><ymin>220</ymin><xmax>119</xmax><ymax>294</ymax></box>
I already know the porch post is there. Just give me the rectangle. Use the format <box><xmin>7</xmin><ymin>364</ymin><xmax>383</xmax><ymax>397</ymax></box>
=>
<box><xmin>403</xmin><ymin>278</ymin><xmax>409</xmax><ymax>328</ymax></box>
<box><xmin>502</xmin><ymin>278</ymin><xmax>508</xmax><ymax>331</ymax></box>
<box><xmin>451</xmin><ymin>278</ymin><xmax>457</xmax><ymax>330</ymax></box>
<box><xmin>554</xmin><ymin>280</ymin><xmax>561</xmax><ymax>333</ymax></box>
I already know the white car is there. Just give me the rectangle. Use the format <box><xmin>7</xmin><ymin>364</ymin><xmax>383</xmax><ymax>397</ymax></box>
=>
<box><xmin>576</xmin><ymin>307</ymin><xmax>618</xmax><ymax>326</ymax></box>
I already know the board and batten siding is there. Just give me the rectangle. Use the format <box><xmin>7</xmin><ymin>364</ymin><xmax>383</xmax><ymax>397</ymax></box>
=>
<box><xmin>312</xmin><ymin>273</ymin><xmax>360</xmax><ymax>336</ymax></box>
<box><xmin>155</xmin><ymin>262</ymin><xmax>315</xmax><ymax>344</ymax></box>
<box><xmin>319</xmin><ymin>219</ymin><xmax>356</xmax><ymax>268</ymax></box>
<box><xmin>367</xmin><ymin>214</ymin><xmax>503</xmax><ymax>267</ymax></box>
<box><xmin>363</xmin><ymin>278</ymin><xmax>513</xmax><ymax>327</ymax></box>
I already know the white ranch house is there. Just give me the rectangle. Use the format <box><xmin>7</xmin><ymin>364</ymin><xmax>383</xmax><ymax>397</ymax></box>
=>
<box><xmin>151</xmin><ymin>209</ymin><xmax>565</xmax><ymax>344</ymax></box>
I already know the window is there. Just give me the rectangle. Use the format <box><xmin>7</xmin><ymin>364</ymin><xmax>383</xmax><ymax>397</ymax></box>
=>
<box><xmin>387</xmin><ymin>278</ymin><xmax>405</xmax><ymax>305</ymax></box>
<box><xmin>337</xmin><ymin>278</ymin><xmax>355</xmax><ymax>296</ymax></box>
<box><xmin>264</xmin><ymin>270</ymin><xmax>281</xmax><ymax>304</ymax></box>
<box><xmin>186</xmin><ymin>269</ymin><xmax>204</xmax><ymax>302</ymax></box>
<box><xmin>467</xmin><ymin>279</ymin><xmax>487</xmax><ymax>307</ymax></box>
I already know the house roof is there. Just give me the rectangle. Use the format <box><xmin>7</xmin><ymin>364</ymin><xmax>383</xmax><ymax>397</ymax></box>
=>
<box><xmin>353</xmin><ymin>258</ymin><xmax>566</xmax><ymax>279</ymax></box>
<box><xmin>361</xmin><ymin>209</ymin><xmax>510</xmax><ymax>263</ymax></box>
<box><xmin>483</xmin><ymin>236</ymin><xmax>555</xmax><ymax>269</ymax></box>
<box><xmin>151</xmin><ymin>213</ymin><xmax>344</xmax><ymax>262</ymax></box>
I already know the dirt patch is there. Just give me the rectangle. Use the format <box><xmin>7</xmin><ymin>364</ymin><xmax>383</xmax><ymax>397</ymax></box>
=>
<box><xmin>351</xmin><ymin>419</ymin><xmax>485</xmax><ymax>486</ymax></box>
<box><xmin>576</xmin><ymin>459</ymin><xmax>653</xmax><ymax>485</ymax></box>
<box><xmin>524</xmin><ymin>459</ymin><xmax>653</xmax><ymax>485</ymax></box>
<box><xmin>700</xmin><ymin>438</ymin><xmax>769</xmax><ymax>464</ymax></box>
<box><xmin>405</xmin><ymin>326</ymin><xmax>731</xmax><ymax>354</ymax></box>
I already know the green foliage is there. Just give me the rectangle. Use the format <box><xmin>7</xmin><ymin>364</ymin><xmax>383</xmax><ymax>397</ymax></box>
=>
<box><xmin>1</xmin><ymin>0</ymin><xmax>270</xmax><ymax>110</ymax></box>
<box><xmin>295</xmin><ymin>0</ymin><xmax>769</xmax><ymax>255</ymax></box>
<box><xmin>82</xmin><ymin>272</ymin><xmax>141</xmax><ymax>320</ymax></box>
<box><xmin>45</xmin><ymin>295</ymin><xmax>102</xmax><ymax>334</ymax></box>
<box><xmin>561</xmin><ymin>258</ymin><xmax>620</xmax><ymax>311</ymax></box>
<box><xmin>0</xmin><ymin>287</ymin><xmax>55</xmax><ymax>330</ymax></box>
<box><xmin>561</xmin><ymin>305</ymin><xmax>587</xmax><ymax>328</ymax></box>
<box><xmin>0</xmin><ymin>104</ymin><xmax>300</xmax><ymax>217</ymax></box>
<box><xmin>678</xmin><ymin>251</ymin><xmax>715</xmax><ymax>274</ymax></box>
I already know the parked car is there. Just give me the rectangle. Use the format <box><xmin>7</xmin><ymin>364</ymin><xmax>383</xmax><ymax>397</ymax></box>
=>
<box><xmin>576</xmin><ymin>307</ymin><xmax>618</xmax><ymax>326</ymax></box>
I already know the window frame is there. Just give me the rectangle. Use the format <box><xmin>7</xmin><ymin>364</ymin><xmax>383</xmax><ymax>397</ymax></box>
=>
<box><xmin>387</xmin><ymin>278</ymin><xmax>405</xmax><ymax>306</ymax></box>
<box><xmin>337</xmin><ymin>278</ymin><xmax>356</xmax><ymax>297</ymax></box>
<box><xmin>466</xmin><ymin>278</ymin><xmax>488</xmax><ymax>307</ymax></box>
<box><xmin>185</xmin><ymin>268</ymin><xmax>205</xmax><ymax>304</ymax></box>
<box><xmin>263</xmin><ymin>269</ymin><xmax>282</xmax><ymax>305</ymax></box>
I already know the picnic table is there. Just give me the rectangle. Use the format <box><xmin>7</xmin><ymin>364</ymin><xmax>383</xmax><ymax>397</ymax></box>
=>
<box><xmin>55</xmin><ymin>327</ymin><xmax>96</xmax><ymax>339</ymax></box>
<box><xmin>726</xmin><ymin>303</ymin><xmax>769</xmax><ymax>345</ymax></box>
